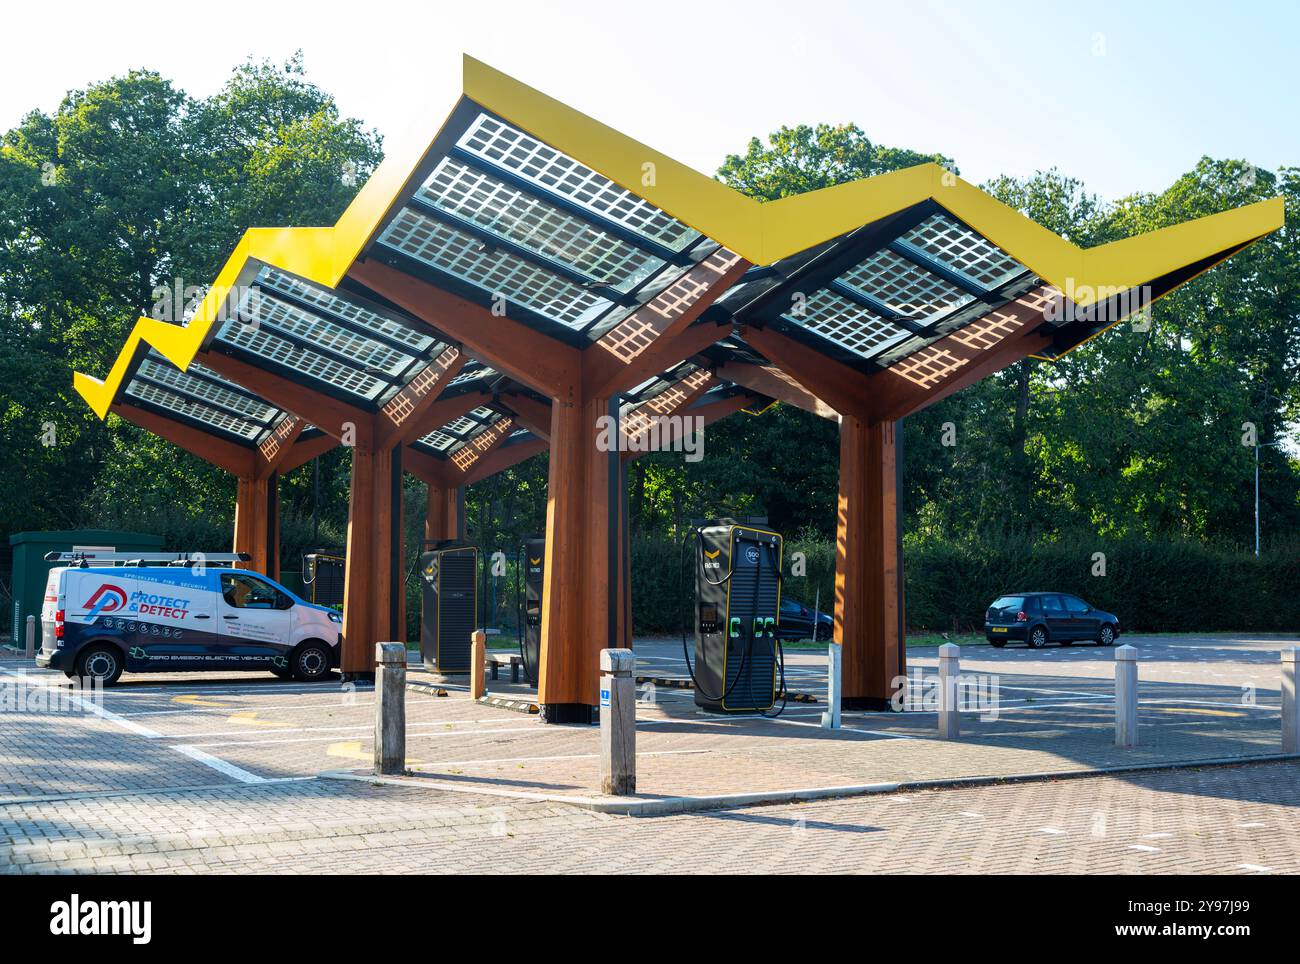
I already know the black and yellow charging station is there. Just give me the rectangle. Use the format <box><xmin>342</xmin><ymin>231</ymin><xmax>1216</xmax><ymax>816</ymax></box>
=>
<box><xmin>516</xmin><ymin>536</ymin><xmax>545</xmax><ymax>686</ymax></box>
<box><xmin>686</xmin><ymin>521</ymin><xmax>786</xmax><ymax>714</ymax></box>
<box><xmin>419</xmin><ymin>541</ymin><xmax>479</xmax><ymax>674</ymax></box>
<box><xmin>302</xmin><ymin>551</ymin><xmax>345</xmax><ymax>609</ymax></box>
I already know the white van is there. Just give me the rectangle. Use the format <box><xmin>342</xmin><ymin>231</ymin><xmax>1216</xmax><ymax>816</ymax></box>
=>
<box><xmin>36</xmin><ymin>553</ymin><xmax>342</xmax><ymax>685</ymax></box>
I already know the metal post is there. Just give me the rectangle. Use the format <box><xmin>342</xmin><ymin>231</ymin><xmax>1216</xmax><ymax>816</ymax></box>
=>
<box><xmin>821</xmin><ymin>641</ymin><xmax>842</xmax><ymax>729</ymax></box>
<box><xmin>1255</xmin><ymin>444</ymin><xmax>1260</xmax><ymax>557</ymax></box>
<box><xmin>1283</xmin><ymin>648</ymin><xmax>1299</xmax><ymax>754</ymax></box>
<box><xmin>938</xmin><ymin>642</ymin><xmax>960</xmax><ymax>739</ymax></box>
<box><xmin>25</xmin><ymin>615</ymin><xmax>35</xmax><ymax>659</ymax></box>
<box><xmin>374</xmin><ymin>642</ymin><xmax>406</xmax><ymax>775</ymax></box>
<box><xmin>469</xmin><ymin>629</ymin><xmax>486</xmax><ymax>700</ymax></box>
<box><xmin>599</xmin><ymin>648</ymin><xmax>636</xmax><ymax>795</ymax></box>
<box><xmin>1115</xmin><ymin>644</ymin><xmax>1139</xmax><ymax>747</ymax></box>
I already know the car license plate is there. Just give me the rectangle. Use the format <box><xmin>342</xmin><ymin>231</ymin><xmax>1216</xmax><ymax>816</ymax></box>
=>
<box><xmin>991</xmin><ymin>627</ymin><xmax>1007</xmax><ymax>633</ymax></box>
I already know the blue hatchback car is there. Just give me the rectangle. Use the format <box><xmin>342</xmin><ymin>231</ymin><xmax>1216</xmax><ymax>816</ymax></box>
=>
<box><xmin>984</xmin><ymin>592</ymin><xmax>1121</xmax><ymax>649</ymax></box>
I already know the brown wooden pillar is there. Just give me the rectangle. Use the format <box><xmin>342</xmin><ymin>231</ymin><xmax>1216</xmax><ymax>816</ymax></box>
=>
<box><xmin>340</xmin><ymin>443</ymin><xmax>401</xmax><ymax>678</ymax></box>
<box><xmin>233</xmin><ymin>476</ymin><xmax>270</xmax><ymax>573</ymax></box>
<box><xmin>538</xmin><ymin>392</ymin><xmax>614</xmax><ymax>721</ymax></box>
<box><xmin>425</xmin><ymin>483</ymin><xmax>461</xmax><ymax>543</ymax></box>
<box><xmin>835</xmin><ymin>416</ymin><xmax>906</xmax><ymax>709</ymax></box>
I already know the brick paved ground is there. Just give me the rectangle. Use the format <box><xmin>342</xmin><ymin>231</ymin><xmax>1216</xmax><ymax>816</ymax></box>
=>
<box><xmin>2</xmin><ymin>633</ymin><xmax>1298</xmax><ymax>873</ymax></box>
<box><xmin>2</xmin><ymin>760</ymin><xmax>1298</xmax><ymax>874</ymax></box>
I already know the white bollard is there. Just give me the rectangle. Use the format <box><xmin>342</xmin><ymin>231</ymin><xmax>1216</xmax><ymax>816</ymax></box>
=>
<box><xmin>374</xmin><ymin>642</ymin><xmax>406</xmax><ymax>775</ymax></box>
<box><xmin>821</xmin><ymin>642</ymin><xmax>842</xmax><ymax>729</ymax></box>
<box><xmin>938</xmin><ymin>643</ymin><xmax>960</xmax><ymax>739</ymax></box>
<box><xmin>599</xmin><ymin>648</ymin><xmax>636</xmax><ymax>795</ymax></box>
<box><xmin>1115</xmin><ymin>644</ymin><xmax>1139</xmax><ymax>748</ymax></box>
<box><xmin>25</xmin><ymin>615</ymin><xmax>35</xmax><ymax>659</ymax></box>
<box><xmin>1283</xmin><ymin>649</ymin><xmax>1299</xmax><ymax>754</ymax></box>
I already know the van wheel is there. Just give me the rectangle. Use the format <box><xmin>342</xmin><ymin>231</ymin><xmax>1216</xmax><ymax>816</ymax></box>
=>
<box><xmin>76</xmin><ymin>645</ymin><xmax>123</xmax><ymax>687</ymax></box>
<box><xmin>292</xmin><ymin>642</ymin><xmax>331</xmax><ymax>682</ymax></box>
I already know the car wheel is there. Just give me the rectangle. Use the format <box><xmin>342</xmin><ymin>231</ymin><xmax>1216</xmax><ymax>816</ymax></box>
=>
<box><xmin>1028</xmin><ymin>626</ymin><xmax>1049</xmax><ymax>649</ymax></box>
<box><xmin>76</xmin><ymin>645</ymin><xmax>123</xmax><ymax>687</ymax></box>
<box><xmin>292</xmin><ymin>642</ymin><xmax>332</xmax><ymax>682</ymax></box>
<box><xmin>1098</xmin><ymin>625</ymin><xmax>1117</xmax><ymax>647</ymax></box>
<box><xmin>989</xmin><ymin>639</ymin><xmax>1006</xmax><ymax>648</ymax></box>
<box><xmin>815</xmin><ymin>624</ymin><xmax>832</xmax><ymax>642</ymax></box>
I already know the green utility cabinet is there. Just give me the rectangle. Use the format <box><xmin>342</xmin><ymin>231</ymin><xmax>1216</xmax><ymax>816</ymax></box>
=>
<box><xmin>8</xmin><ymin>530</ymin><xmax>165</xmax><ymax>639</ymax></box>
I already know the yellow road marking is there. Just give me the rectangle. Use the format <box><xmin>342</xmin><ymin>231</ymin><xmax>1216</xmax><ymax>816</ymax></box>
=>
<box><xmin>171</xmin><ymin>694</ymin><xmax>230</xmax><ymax>708</ymax></box>
<box><xmin>327</xmin><ymin>741</ymin><xmax>424</xmax><ymax>767</ymax></box>
<box><xmin>228</xmin><ymin>711</ymin><xmax>291</xmax><ymax>728</ymax></box>
<box><xmin>1151</xmin><ymin>706</ymin><xmax>1246</xmax><ymax>718</ymax></box>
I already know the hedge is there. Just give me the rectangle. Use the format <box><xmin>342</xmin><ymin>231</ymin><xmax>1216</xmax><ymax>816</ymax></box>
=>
<box><xmin>626</xmin><ymin>532</ymin><xmax>1300</xmax><ymax>636</ymax></box>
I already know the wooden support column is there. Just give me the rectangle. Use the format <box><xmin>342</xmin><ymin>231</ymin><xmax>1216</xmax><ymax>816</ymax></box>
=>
<box><xmin>835</xmin><ymin>416</ymin><xmax>906</xmax><ymax>710</ymax></box>
<box><xmin>425</xmin><ymin>483</ymin><xmax>460</xmax><ymax>543</ymax></box>
<box><xmin>340</xmin><ymin>443</ymin><xmax>401</xmax><ymax>678</ymax></box>
<box><xmin>233</xmin><ymin>476</ymin><xmax>270</xmax><ymax>573</ymax></box>
<box><xmin>538</xmin><ymin>392</ymin><xmax>614</xmax><ymax>721</ymax></box>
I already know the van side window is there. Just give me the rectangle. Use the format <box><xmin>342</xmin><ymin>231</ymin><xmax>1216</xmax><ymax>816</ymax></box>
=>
<box><xmin>221</xmin><ymin>573</ymin><xmax>288</xmax><ymax>610</ymax></box>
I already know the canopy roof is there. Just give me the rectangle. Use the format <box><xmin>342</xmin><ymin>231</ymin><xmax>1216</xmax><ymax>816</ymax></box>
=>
<box><xmin>76</xmin><ymin>55</ymin><xmax>1285</xmax><ymax>464</ymax></box>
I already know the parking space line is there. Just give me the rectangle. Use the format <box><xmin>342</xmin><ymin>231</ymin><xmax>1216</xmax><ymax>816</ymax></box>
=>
<box><xmin>189</xmin><ymin>725</ymin><xmax>547</xmax><ymax>749</ymax></box>
<box><xmin>170</xmin><ymin>716</ymin><xmax>524</xmax><ymax>740</ymax></box>
<box><xmin>170</xmin><ymin>745</ymin><xmax>268</xmax><ymax>783</ymax></box>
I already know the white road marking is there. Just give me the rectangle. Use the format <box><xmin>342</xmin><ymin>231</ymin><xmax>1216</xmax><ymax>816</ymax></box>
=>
<box><xmin>189</xmin><ymin>725</ymin><xmax>548</xmax><ymax>749</ymax></box>
<box><xmin>1038</xmin><ymin>827</ymin><xmax>1066</xmax><ymax>835</ymax></box>
<box><xmin>0</xmin><ymin>668</ymin><xmax>161</xmax><ymax>737</ymax></box>
<box><xmin>1238</xmin><ymin>863</ymin><xmax>1272</xmax><ymax>873</ymax></box>
<box><xmin>166</xmin><ymin>716</ymin><xmax>524</xmax><ymax>739</ymax></box>
<box><xmin>1129</xmin><ymin>844</ymin><xmax>1161</xmax><ymax>852</ymax></box>
<box><xmin>170</xmin><ymin>744</ymin><xmax>267</xmax><ymax>783</ymax></box>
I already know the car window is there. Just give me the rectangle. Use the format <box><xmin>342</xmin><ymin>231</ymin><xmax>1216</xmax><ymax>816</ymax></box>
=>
<box><xmin>990</xmin><ymin>596</ymin><xmax>1025</xmax><ymax>610</ymax></box>
<box><xmin>781</xmin><ymin>599</ymin><xmax>801</xmax><ymax>614</ymax></box>
<box><xmin>221</xmin><ymin>573</ymin><xmax>285</xmax><ymax>610</ymax></box>
<box><xmin>1041</xmin><ymin>595</ymin><xmax>1065</xmax><ymax>613</ymax></box>
<box><xmin>1063</xmin><ymin>596</ymin><xmax>1090</xmax><ymax>614</ymax></box>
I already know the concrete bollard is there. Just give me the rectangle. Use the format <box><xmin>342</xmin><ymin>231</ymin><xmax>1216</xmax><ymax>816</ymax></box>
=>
<box><xmin>599</xmin><ymin>648</ymin><xmax>636</xmax><ymax>796</ymax></box>
<box><xmin>1115</xmin><ymin>644</ymin><xmax>1139</xmax><ymax>748</ymax></box>
<box><xmin>25</xmin><ymin>615</ymin><xmax>35</xmax><ymax>659</ymax></box>
<box><xmin>1283</xmin><ymin>649</ymin><xmax>1299</xmax><ymax>754</ymax></box>
<box><xmin>469</xmin><ymin>630</ymin><xmax>487</xmax><ymax>700</ymax></box>
<box><xmin>937</xmin><ymin>642</ymin><xmax>960</xmax><ymax>739</ymax></box>
<box><xmin>821</xmin><ymin>642</ymin><xmax>842</xmax><ymax>729</ymax></box>
<box><xmin>374</xmin><ymin>642</ymin><xmax>406</xmax><ymax>775</ymax></box>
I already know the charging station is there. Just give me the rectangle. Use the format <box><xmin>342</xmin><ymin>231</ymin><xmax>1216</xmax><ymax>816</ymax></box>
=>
<box><xmin>302</xmin><ymin>552</ymin><xmax>345</xmax><ymax>609</ymax></box>
<box><xmin>688</xmin><ymin>522</ymin><xmax>785</xmax><ymax>714</ymax></box>
<box><xmin>419</xmin><ymin>541</ymin><xmax>479</xmax><ymax>674</ymax></box>
<box><xmin>517</xmin><ymin>536</ymin><xmax>544</xmax><ymax>685</ymax></box>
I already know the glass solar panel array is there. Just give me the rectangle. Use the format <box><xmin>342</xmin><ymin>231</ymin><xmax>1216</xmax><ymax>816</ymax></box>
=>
<box><xmin>778</xmin><ymin>211</ymin><xmax>1037</xmax><ymax>365</ymax></box>
<box><xmin>412</xmin><ymin>405</ymin><xmax>505</xmax><ymax>458</ymax></box>
<box><xmin>212</xmin><ymin>266</ymin><xmax>447</xmax><ymax>406</ymax></box>
<box><xmin>374</xmin><ymin>112</ymin><xmax>707</xmax><ymax>338</ymax></box>
<box><xmin>121</xmin><ymin>349</ymin><xmax>288</xmax><ymax>445</ymax></box>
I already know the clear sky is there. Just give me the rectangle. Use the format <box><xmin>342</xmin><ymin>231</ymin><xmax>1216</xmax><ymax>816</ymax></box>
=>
<box><xmin>2</xmin><ymin>0</ymin><xmax>1297</xmax><ymax>202</ymax></box>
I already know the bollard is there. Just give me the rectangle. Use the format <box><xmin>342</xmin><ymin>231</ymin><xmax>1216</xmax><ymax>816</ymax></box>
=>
<box><xmin>821</xmin><ymin>642</ymin><xmax>842</xmax><ymax>729</ymax></box>
<box><xmin>1283</xmin><ymin>649</ymin><xmax>1299</xmax><ymax>754</ymax></box>
<box><xmin>599</xmin><ymin>648</ymin><xmax>636</xmax><ymax>796</ymax></box>
<box><xmin>1114</xmin><ymin>644</ymin><xmax>1139</xmax><ymax>748</ymax></box>
<box><xmin>937</xmin><ymin>643</ymin><xmax>960</xmax><ymax>739</ymax></box>
<box><xmin>469</xmin><ymin>630</ymin><xmax>487</xmax><ymax>700</ymax></box>
<box><xmin>373</xmin><ymin>642</ymin><xmax>406</xmax><ymax>775</ymax></box>
<box><xmin>25</xmin><ymin>615</ymin><xmax>35</xmax><ymax>659</ymax></box>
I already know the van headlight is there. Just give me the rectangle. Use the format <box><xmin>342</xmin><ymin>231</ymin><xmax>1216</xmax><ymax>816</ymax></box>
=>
<box><xmin>328</xmin><ymin>611</ymin><xmax>342</xmax><ymax>624</ymax></box>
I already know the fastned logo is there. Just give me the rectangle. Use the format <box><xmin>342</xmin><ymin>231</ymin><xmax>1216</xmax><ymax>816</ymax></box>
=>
<box><xmin>49</xmin><ymin>894</ymin><xmax>151</xmax><ymax>944</ymax></box>
<box><xmin>84</xmin><ymin>584</ymin><xmax>128</xmax><ymax>620</ymax></box>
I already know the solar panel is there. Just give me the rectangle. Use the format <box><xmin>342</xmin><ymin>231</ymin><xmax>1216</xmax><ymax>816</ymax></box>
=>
<box><xmin>839</xmin><ymin>247</ymin><xmax>974</xmax><ymax>322</ymax></box>
<box><xmin>457</xmin><ymin>113</ymin><xmax>698</xmax><ymax>253</ymax></box>
<box><xmin>235</xmin><ymin>288</ymin><xmax>414</xmax><ymax>379</ymax></box>
<box><xmin>255</xmin><ymin>267</ymin><xmax>437</xmax><ymax>354</ymax></box>
<box><xmin>377</xmin><ymin>208</ymin><xmax>610</xmax><ymax>329</ymax></box>
<box><xmin>124</xmin><ymin>379</ymin><xmax>265</xmax><ymax>441</ymax></box>
<box><xmin>419</xmin><ymin>157</ymin><xmax>663</xmax><ymax>292</ymax></box>
<box><xmin>135</xmin><ymin>355</ymin><xmax>278</xmax><ymax>425</ymax></box>
<box><xmin>896</xmin><ymin>214</ymin><xmax>1024</xmax><ymax>290</ymax></box>
<box><xmin>216</xmin><ymin>315</ymin><xmax>389</xmax><ymax>401</ymax></box>
<box><xmin>781</xmin><ymin>288</ymin><xmax>913</xmax><ymax>359</ymax></box>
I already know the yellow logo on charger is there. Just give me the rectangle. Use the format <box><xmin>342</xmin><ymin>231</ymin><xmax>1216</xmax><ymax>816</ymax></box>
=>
<box><xmin>704</xmin><ymin>549</ymin><xmax>720</xmax><ymax>559</ymax></box>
